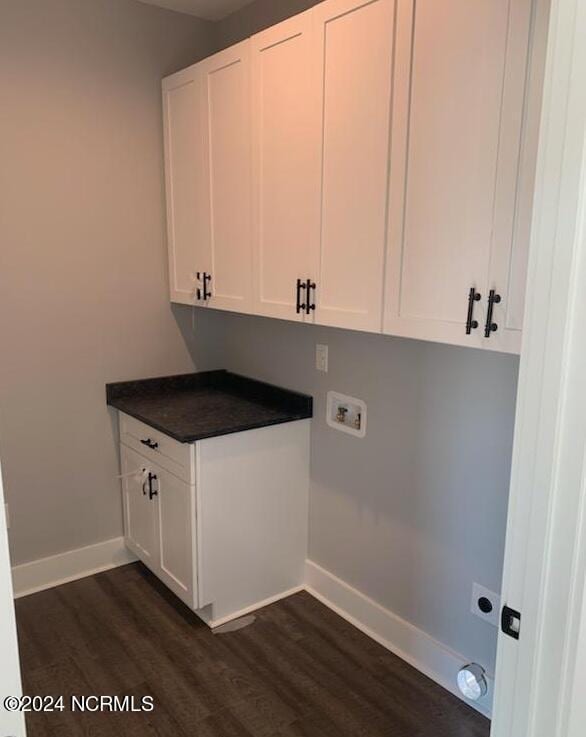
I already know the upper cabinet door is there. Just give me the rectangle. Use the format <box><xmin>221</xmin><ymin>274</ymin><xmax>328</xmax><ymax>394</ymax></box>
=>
<box><xmin>313</xmin><ymin>0</ymin><xmax>394</xmax><ymax>333</ymax></box>
<box><xmin>384</xmin><ymin>0</ymin><xmax>533</xmax><ymax>353</ymax></box>
<box><xmin>199</xmin><ymin>42</ymin><xmax>253</xmax><ymax>314</ymax></box>
<box><xmin>485</xmin><ymin>0</ymin><xmax>535</xmax><ymax>354</ymax></box>
<box><xmin>163</xmin><ymin>66</ymin><xmax>210</xmax><ymax>305</ymax></box>
<box><xmin>251</xmin><ymin>11</ymin><xmax>321</xmax><ymax>322</ymax></box>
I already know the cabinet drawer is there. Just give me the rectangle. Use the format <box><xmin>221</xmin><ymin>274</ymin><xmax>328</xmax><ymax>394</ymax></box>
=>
<box><xmin>119</xmin><ymin>413</ymin><xmax>194</xmax><ymax>484</ymax></box>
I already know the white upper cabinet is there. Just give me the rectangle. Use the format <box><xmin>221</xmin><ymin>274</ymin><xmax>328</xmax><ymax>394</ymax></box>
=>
<box><xmin>250</xmin><ymin>11</ymin><xmax>321</xmax><ymax>322</ymax></box>
<box><xmin>162</xmin><ymin>0</ymin><xmax>540</xmax><ymax>353</ymax></box>
<box><xmin>313</xmin><ymin>0</ymin><xmax>394</xmax><ymax>333</ymax></box>
<box><xmin>199</xmin><ymin>42</ymin><xmax>253</xmax><ymax>314</ymax></box>
<box><xmin>384</xmin><ymin>0</ymin><xmax>533</xmax><ymax>353</ymax></box>
<box><xmin>163</xmin><ymin>65</ymin><xmax>209</xmax><ymax>305</ymax></box>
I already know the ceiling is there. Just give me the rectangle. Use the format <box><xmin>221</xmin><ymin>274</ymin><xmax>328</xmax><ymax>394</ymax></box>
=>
<box><xmin>137</xmin><ymin>0</ymin><xmax>255</xmax><ymax>21</ymax></box>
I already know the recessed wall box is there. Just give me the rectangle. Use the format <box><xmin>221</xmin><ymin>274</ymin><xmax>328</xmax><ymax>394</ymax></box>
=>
<box><xmin>326</xmin><ymin>392</ymin><xmax>367</xmax><ymax>438</ymax></box>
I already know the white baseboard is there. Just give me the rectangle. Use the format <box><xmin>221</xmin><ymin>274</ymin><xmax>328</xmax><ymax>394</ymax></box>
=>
<box><xmin>305</xmin><ymin>559</ymin><xmax>493</xmax><ymax>718</ymax></box>
<box><xmin>201</xmin><ymin>585</ymin><xmax>306</xmax><ymax>629</ymax></box>
<box><xmin>12</xmin><ymin>537</ymin><xmax>137</xmax><ymax>598</ymax></box>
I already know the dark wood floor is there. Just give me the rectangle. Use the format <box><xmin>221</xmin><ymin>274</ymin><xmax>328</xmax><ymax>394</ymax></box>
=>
<box><xmin>15</xmin><ymin>563</ymin><xmax>490</xmax><ymax>737</ymax></box>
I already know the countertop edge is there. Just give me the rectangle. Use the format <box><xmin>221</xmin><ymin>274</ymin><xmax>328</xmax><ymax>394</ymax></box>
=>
<box><xmin>108</xmin><ymin>402</ymin><xmax>312</xmax><ymax>444</ymax></box>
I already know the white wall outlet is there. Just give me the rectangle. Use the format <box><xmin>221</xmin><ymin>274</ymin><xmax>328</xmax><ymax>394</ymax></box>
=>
<box><xmin>471</xmin><ymin>583</ymin><xmax>501</xmax><ymax>628</ymax></box>
<box><xmin>326</xmin><ymin>391</ymin><xmax>367</xmax><ymax>438</ymax></box>
<box><xmin>316</xmin><ymin>344</ymin><xmax>328</xmax><ymax>373</ymax></box>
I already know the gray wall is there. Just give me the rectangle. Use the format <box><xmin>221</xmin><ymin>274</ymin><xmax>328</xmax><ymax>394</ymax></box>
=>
<box><xmin>0</xmin><ymin>0</ymin><xmax>214</xmax><ymax>565</ymax></box>
<box><xmin>214</xmin><ymin>0</ymin><xmax>323</xmax><ymax>49</ymax></box>
<box><xmin>184</xmin><ymin>308</ymin><xmax>518</xmax><ymax>672</ymax></box>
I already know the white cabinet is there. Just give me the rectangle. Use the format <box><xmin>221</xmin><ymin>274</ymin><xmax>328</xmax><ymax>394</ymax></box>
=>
<box><xmin>121</xmin><ymin>446</ymin><xmax>157</xmax><ymax>569</ymax></box>
<box><xmin>118</xmin><ymin>413</ymin><xmax>310</xmax><ymax>627</ymax></box>
<box><xmin>199</xmin><ymin>42</ymin><xmax>253</xmax><ymax>314</ymax></box>
<box><xmin>120</xmin><ymin>444</ymin><xmax>196</xmax><ymax>608</ymax></box>
<box><xmin>384</xmin><ymin>0</ymin><xmax>534</xmax><ymax>353</ymax></box>
<box><xmin>162</xmin><ymin>0</ymin><xmax>541</xmax><ymax>353</ymax></box>
<box><xmin>163</xmin><ymin>66</ymin><xmax>208</xmax><ymax>305</ymax></box>
<box><xmin>313</xmin><ymin>0</ymin><xmax>394</xmax><ymax>332</ymax></box>
<box><xmin>163</xmin><ymin>43</ymin><xmax>253</xmax><ymax>312</ymax></box>
<box><xmin>250</xmin><ymin>11</ymin><xmax>321</xmax><ymax>322</ymax></box>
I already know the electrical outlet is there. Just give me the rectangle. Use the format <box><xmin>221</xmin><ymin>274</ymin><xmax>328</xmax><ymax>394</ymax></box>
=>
<box><xmin>316</xmin><ymin>344</ymin><xmax>328</xmax><ymax>373</ymax></box>
<box><xmin>471</xmin><ymin>583</ymin><xmax>501</xmax><ymax>627</ymax></box>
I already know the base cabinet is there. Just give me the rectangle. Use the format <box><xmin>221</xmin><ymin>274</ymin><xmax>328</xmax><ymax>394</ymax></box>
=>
<box><xmin>119</xmin><ymin>414</ymin><xmax>310</xmax><ymax>627</ymax></box>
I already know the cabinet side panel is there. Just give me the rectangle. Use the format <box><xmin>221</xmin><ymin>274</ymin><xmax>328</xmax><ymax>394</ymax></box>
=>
<box><xmin>197</xmin><ymin>421</ymin><xmax>310</xmax><ymax>621</ymax></box>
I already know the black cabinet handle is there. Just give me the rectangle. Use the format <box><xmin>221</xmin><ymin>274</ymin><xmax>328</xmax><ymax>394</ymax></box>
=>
<box><xmin>466</xmin><ymin>287</ymin><xmax>481</xmax><ymax>334</ymax></box>
<box><xmin>140</xmin><ymin>438</ymin><xmax>158</xmax><ymax>450</ymax></box>
<box><xmin>148</xmin><ymin>473</ymin><xmax>159</xmax><ymax>501</ymax></box>
<box><xmin>485</xmin><ymin>289</ymin><xmax>502</xmax><ymax>338</ymax></box>
<box><xmin>305</xmin><ymin>280</ymin><xmax>316</xmax><ymax>315</ymax></box>
<box><xmin>203</xmin><ymin>272</ymin><xmax>212</xmax><ymax>301</ymax></box>
<box><xmin>296</xmin><ymin>278</ymin><xmax>307</xmax><ymax>314</ymax></box>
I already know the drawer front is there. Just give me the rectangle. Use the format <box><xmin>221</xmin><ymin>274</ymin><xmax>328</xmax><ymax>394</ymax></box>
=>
<box><xmin>119</xmin><ymin>412</ymin><xmax>194</xmax><ymax>484</ymax></box>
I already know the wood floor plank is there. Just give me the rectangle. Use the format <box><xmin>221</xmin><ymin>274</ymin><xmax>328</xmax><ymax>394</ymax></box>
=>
<box><xmin>14</xmin><ymin>563</ymin><xmax>490</xmax><ymax>737</ymax></box>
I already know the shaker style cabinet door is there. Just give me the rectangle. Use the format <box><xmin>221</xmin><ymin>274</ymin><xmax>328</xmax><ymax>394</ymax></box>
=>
<box><xmin>250</xmin><ymin>10</ymin><xmax>321</xmax><ymax>322</ymax></box>
<box><xmin>384</xmin><ymin>0</ymin><xmax>533</xmax><ymax>353</ymax></box>
<box><xmin>121</xmin><ymin>446</ymin><xmax>157</xmax><ymax>569</ymax></box>
<box><xmin>313</xmin><ymin>0</ymin><xmax>394</xmax><ymax>333</ymax></box>
<box><xmin>152</xmin><ymin>461</ymin><xmax>197</xmax><ymax>609</ymax></box>
<box><xmin>199</xmin><ymin>41</ymin><xmax>253</xmax><ymax>314</ymax></box>
<box><xmin>163</xmin><ymin>65</ymin><xmax>211</xmax><ymax>305</ymax></box>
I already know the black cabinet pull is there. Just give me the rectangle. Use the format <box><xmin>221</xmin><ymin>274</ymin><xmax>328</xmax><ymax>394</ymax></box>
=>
<box><xmin>148</xmin><ymin>473</ymin><xmax>159</xmax><ymax>501</ymax></box>
<box><xmin>140</xmin><ymin>438</ymin><xmax>158</xmax><ymax>450</ymax></box>
<box><xmin>466</xmin><ymin>287</ymin><xmax>481</xmax><ymax>334</ymax></box>
<box><xmin>203</xmin><ymin>272</ymin><xmax>212</xmax><ymax>301</ymax></box>
<box><xmin>296</xmin><ymin>278</ymin><xmax>307</xmax><ymax>314</ymax></box>
<box><xmin>485</xmin><ymin>289</ymin><xmax>502</xmax><ymax>338</ymax></box>
<box><xmin>305</xmin><ymin>280</ymin><xmax>316</xmax><ymax>315</ymax></box>
<box><xmin>195</xmin><ymin>272</ymin><xmax>212</xmax><ymax>301</ymax></box>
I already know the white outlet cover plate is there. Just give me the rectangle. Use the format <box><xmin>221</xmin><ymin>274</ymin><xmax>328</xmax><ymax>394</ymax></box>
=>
<box><xmin>326</xmin><ymin>391</ymin><xmax>367</xmax><ymax>438</ymax></box>
<box><xmin>316</xmin><ymin>344</ymin><xmax>328</xmax><ymax>373</ymax></box>
<box><xmin>471</xmin><ymin>583</ymin><xmax>501</xmax><ymax>628</ymax></box>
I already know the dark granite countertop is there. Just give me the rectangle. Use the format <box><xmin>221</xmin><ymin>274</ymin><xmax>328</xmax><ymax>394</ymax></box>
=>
<box><xmin>106</xmin><ymin>370</ymin><xmax>313</xmax><ymax>443</ymax></box>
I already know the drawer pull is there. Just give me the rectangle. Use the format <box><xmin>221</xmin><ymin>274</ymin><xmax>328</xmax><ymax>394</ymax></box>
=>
<box><xmin>140</xmin><ymin>438</ymin><xmax>159</xmax><ymax>450</ymax></box>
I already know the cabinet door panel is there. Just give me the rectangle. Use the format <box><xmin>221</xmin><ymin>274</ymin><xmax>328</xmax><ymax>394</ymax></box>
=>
<box><xmin>163</xmin><ymin>67</ymin><xmax>210</xmax><ymax>305</ymax></box>
<box><xmin>384</xmin><ymin>0</ymin><xmax>531</xmax><ymax>351</ymax></box>
<box><xmin>121</xmin><ymin>446</ymin><xmax>156</xmax><ymax>568</ymax></box>
<box><xmin>485</xmin><ymin>0</ymin><xmax>534</xmax><ymax>353</ymax></box>
<box><xmin>251</xmin><ymin>11</ymin><xmax>321</xmax><ymax>321</ymax></box>
<box><xmin>154</xmin><ymin>463</ymin><xmax>197</xmax><ymax>608</ymax></box>
<box><xmin>201</xmin><ymin>42</ymin><xmax>253</xmax><ymax>313</ymax></box>
<box><xmin>315</xmin><ymin>0</ymin><xmax>394</xmax><ymax>332</ymax></box>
